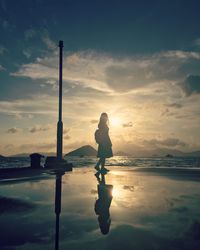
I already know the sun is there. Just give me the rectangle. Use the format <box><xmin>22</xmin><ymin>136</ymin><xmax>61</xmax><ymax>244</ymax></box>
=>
<box><xmin>110</xmin><ymin>117</ymin><xmax>121</xmax><ymax>126</ymax></box>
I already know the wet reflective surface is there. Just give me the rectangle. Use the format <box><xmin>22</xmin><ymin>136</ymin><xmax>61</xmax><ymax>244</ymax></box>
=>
<box><xmin>0</xmin><ymin>167</ymin><xmax>200</xmax><ymax>249</ymax></box>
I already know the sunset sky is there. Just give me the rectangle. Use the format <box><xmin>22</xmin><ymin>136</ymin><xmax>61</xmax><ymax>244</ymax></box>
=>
<box><xmin>0</xmin><ymin>0</ymin><xmax>200</xmax><ymax>156</ymax></box>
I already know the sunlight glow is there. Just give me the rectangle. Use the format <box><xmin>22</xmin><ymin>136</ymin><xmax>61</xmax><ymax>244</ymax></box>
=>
<box><xmin>110</xmin><ymin>117</ymin><xmax>121</xmax><ymax>126</ymax></box>
<box><xmin>112</xmin><ymin>186</ymin><xmax>123</xmax><ymax>198</ymax></box>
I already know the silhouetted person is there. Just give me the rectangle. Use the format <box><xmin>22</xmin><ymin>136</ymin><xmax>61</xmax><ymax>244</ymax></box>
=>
<box><xmin>94</xmin><ymin>113</ymin><xmax>113</xmax><ymax>172</ymax></box>
<box><xmin>94</xmin><ymin>172</ymin><xmax>113</xmax><ymax>235</ymax></box>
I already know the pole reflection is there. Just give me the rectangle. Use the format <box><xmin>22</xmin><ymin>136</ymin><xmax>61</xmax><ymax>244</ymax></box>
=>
<box><xmin>54</xmin><ymin>170</ymin><xmax>65</xmax><ymax>250</ymax></box>
<box><xmin>94</xmin><ymin>172</ymin><xmax>113</xmax><ymax>235</ymax></box>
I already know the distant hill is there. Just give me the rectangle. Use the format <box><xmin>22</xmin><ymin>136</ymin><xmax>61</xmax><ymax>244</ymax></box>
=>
<box><xmin>8</xmin><ymin>147</ymin><xmax>200</xmax><ymax>158</ymax></box>
<box><xmin>0</xmin><ymin>154</ymin><xmax>5</xmax><ymax>159</ymax></box>
<box><xmin>9</xmin><ymin>153</ymin><xmax>30</xmax><ymax>157</ymax></box>
<box><xmin>183</xmin><ymin>151</ymin><xmax>200</xmax><ymax>157</ymax></box>
<box><xmin>65</xmin><ymin>145</ymin><xmax>97</xmax><ymax>157</ymax></box>
<box><xmin>157</xmin><ymin>149</ymin><xmax>200</xmax><ymax>157</ymax></box>
<box><xmin>9</xmin><ymin>152</ymin><xmax>56</xmax><ymax>157</ymax></box>
<box><xmin>165</xmin><ymin>154</ymin><xmax>174</xmax><ymax>158</ymax></box>
<box><xmin>137</xmin><ymin>148</ymin><xmax>200</xmax><ymax>157</ymax></box>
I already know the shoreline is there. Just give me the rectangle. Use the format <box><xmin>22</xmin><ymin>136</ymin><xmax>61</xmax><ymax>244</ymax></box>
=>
<box><xmin>1</xmin><ymin>165</ymin><xmax>200</xmax><ymax>183</ymax></box>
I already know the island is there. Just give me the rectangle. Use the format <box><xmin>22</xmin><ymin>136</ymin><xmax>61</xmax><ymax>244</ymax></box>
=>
<box><xmin>65</xmin><ymin>145</ymin><xmax>97</xmax><ymax>157</ymax></box>
<box><xmin>165</xmin><ymin>154</ymin><xmax>174</xmax><ymax>158</ymax></box>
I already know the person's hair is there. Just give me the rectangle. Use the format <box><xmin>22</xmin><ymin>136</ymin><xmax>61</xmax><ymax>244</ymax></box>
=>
<box><xmin>98</xmin><ymin>113</ymin><xmax>109</xmax><ymax>128</ymax></box>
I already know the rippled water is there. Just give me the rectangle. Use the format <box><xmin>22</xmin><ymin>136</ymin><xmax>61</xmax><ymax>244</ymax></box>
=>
<box><xmin>0</xmin><ymin>156</ymin><xmax>199</xmax><ymax>169</ymax></box>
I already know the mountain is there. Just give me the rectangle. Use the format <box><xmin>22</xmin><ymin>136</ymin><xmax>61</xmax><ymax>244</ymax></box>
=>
<box><xmin>165</xmin><ymin>154</ymin><xmax>174</xmax><ymax>158</ymax></box>
<box><xmin>183</xmin><ymin>151</ymin><xmax>200</xmax><ymax>157</ymax></box>
<box><xmin>7</xmin><ymin>147</ymin><xmax>200</xmax><ymax>158</ymax></box>
<box><xmin>0</xmin><ymin>155</ymin><xmax>5</xmax><ymax>159</ymax></box>
<box><xmin>65</xmin><ymin>145</ymin><xmax>97</xmax><ymax>157</ymax></box>
<box><xmin>9</xmin><ymin>152</ymin><xmax>56</xmax><ymax>157</ymax></box>
<box><xmin>115</xmin><ymin>146</ymin><xmax>200</xmax><ymax>157</ymax></box>
<box><xmin>9</xmin><ymin>153</ymin><xmax>30</xmax><ymax>157</ymax></box>
<box><xmin>136</xmin><ymin>148</ymin><xmax>200</xmax><ymax>157</ymax></box>
<box><xmin>153</xmin><ymin>148</ymin><xmax>200</xmax><ymax>157</ymax></box>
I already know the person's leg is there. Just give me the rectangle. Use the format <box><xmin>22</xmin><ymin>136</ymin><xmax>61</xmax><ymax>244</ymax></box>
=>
<box><xmin>94</xmin><ymin>171</ymin><xmax>101</xmax><ymax>182</ymax></box>
<box><xmin>95</xmin><ymin>158</ymin><xmax>101</xmax><ymax>170</ymax></box>
<box><xmin>101</xmin><ymin>158</ymin><xmax>110</xmax><ymax>172</ymax></box>
<box><xmin>100</xmin><ymin>158</ymin><xmax>105</xmax><ymax>170</ymax></box>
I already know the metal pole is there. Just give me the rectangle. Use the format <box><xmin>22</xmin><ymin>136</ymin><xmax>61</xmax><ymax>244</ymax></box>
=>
<box><xmin>55</xmin><ymin>173</ymin><xmax>62</xmax><ymax>250</ymax></box>
<box><xmin>57</xmin><ymin>41</ymin><xmax>64</xmax><ymax>161</ymax></box>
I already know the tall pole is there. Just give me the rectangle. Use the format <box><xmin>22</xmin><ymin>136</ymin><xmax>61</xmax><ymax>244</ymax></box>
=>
<box><xmin>57</xmin><ymin>41</ymin><xmax>63</xmax><ymax>161</ymax></box>
<box><xmin>55</xmin><ymin>173</ymin><xmax>62</xmax><ymax>250</ymax></box>
<box><xmin>54</xmin><ymin>170</ymin><xmax>64</xmax><ymax>250</ymax></box>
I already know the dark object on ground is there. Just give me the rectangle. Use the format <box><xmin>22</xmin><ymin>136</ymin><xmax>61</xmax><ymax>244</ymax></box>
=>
<box><xmin>0</xmin><ymin>167</ymin><xmax>49</xmax><ymax>181</ymax></box>
<box><xmin>44</xmin><ymin>156</ymin><xmax>73</xmax><ymax>171</ymax></box>
<box><xmin>29</xmin><ymin>153</ymin><xmax>44</xmax><ymax>168</ymax></box>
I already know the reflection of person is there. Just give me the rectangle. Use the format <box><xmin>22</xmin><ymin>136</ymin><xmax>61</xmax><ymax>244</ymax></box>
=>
<box><xmin>95</xmin><ymin>113</ymin><xmax>113</xmax><ymax>172</ymax></box>
<box><xmin>94</xmin><ymin>172</ymin><xmax>113</xmax><ymax>235</ymax></box>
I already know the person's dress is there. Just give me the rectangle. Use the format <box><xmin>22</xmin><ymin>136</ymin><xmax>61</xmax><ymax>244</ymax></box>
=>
<box><xmin>97</xmin><ymin>125</ymin><xmax>113</xmax><ymax>158</ymax></box>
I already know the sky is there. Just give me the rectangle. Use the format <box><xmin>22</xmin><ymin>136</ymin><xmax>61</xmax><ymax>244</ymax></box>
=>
<box><xmin>0</xmin><ymin>0</ymin><xmax>200</xmax><ymax>156</ymax></box>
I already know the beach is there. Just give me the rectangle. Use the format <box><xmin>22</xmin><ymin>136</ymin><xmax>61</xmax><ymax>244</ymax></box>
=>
<box><xmin>0</xmin><ymin>166</ymin><xmax>200</xmax><ymax>250</ymax></box>
<box><xmin>1</xmin><ymin>1</ymin><xmax>200</xmax><ymax>249</ymax></box>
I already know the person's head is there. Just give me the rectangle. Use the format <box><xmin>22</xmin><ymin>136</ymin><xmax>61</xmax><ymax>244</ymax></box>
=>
<box><xmin>99</xmin><ymin>113</ymin><xmax>109</xmax><ymax>127</ymax></box>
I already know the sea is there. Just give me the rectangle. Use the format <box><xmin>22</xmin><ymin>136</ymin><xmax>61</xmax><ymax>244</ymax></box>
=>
<box><xmin>0</xmin><ymin>156</ymin><xmax>200</xmax><ymax>169</ymax></box>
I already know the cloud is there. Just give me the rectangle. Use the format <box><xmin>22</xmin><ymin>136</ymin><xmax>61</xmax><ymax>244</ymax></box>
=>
<box><xmin>29</xmin><ymin>124</ymin><xmax>52</xmax><ymax>133</ymax></box>
<box><xmin>63</xmin><ymin>128</ymin><xmax>70</xmax><ymax>134</ymax></box>
<box><xmin>0</xmin><ymin>65</ymin><xmax>5</xmax><ymax>71</ymax></box>
<box><xmin>3</xmin><ymin>144</ymin><xmax>14</xmax><ymax>150</ymax></box>
<box><xmin>11</xmin><ymin>51</ymin><xmax>111</xmax><ymax>92</ymax></box>
<box><xmin>23</xmin><ymin>49</ymin><xmax>31</xmax><ymax>59</ymax></box>
<box><xmin>165</xmin><ymin>103</ymin><xmax>182</xmax><ymax>108</ymax></box>
<box><xmin>41</xmin><ymin>31</ymin><xmax>56</xmax><ymax>50</ymax></box>
<box><xmin>11</xmin><ymin>60</ymin><xmax>58</xmax><ymax>80</ymax></box>
<box><xmin>161</xmin><ymin>50</ymin><xmax>200</xmax><ymax>60</ymax></box>
<box><xmin>63</xmin><ymin>141</ymin><xmax>89</xmax><ymax>153</ymax></box>
<box><xmin>2</xmin><ymin>20</ymin><xmax>9</xmax><ymax>29</ymax></box>
<box><xmin>0</xmin><ymin>93</ymin><xmax>101</xmax><ymax>119</ymax></box>
<box><xmin>24</xmin><ymin>29</ymin><xmax>36</xmax><ymax>40</ymax></box>
<box><xmin>0</xmin><ymin>45</ymin><xmax>7</xmax><ymax>55</ymax></box>
<box><xmin>24</xmin><ymin>29</ymin><xmax>56</xmax><ymax>52</ymax></box>
<box><xmin>0</xmin><ymin>0</ymin><xmax>7</xmax><ymax>12</ymax></box>
<box><xmin>3</xmin><ymin>48</ymin><xmax>199</xmax><ymax>154</ymax></box>
<box><xmin>179</xmin><ymin>75</ymin><xmax>200</xmax><ymax>96</ymax></box>
<box><xmin>27</xmin><ymin>114</ymin><xmax>34</xmax><ymax>119</ymax></box>
<box><xmin>63</xmin><ymin>128</ymin><xmax>71</xmax><ymax>140</ymax></box>
<box><xmin>6</xmin><ymin>127</ymin><xmax>21</xmax><ymax>134</ymax></box>
<box><xmin>19</xmin><ymin>142</ymin><xmax>55</xmax><ymax>152</ymax></box>
<box><xmin>194</xmin><ymin>38</ymin><xmax>200</xmax><ymax>47</ymax></box>
<box><xmin>90</xmin><ymin>119</ymin><xmax>98</xmax><ymax>124</ymax></box>
<box><xmin>12</xmin><ymin>49</ymin><xmax>200</xmax><ymax>94</ymax></box>
<box><xmin>143</xmin><ymin>138</ymin><xmax>187</xmax><ymax>147</ymax></box>
<box><xmin>161</xmin><ymin>108</ymin><xmax>169</xmax><ymax>116</ymax></box>
<box><xmin>64</xmin><ymin>134</ymin><xmax>71</xmax><ymax>140</ymax></box>
<box><xmin>0</xmin><ymin>98</ymin><xmax>54</xmax><ymax>117</ymax></box>
<box><xmin>123</xmin><ymin>122</ymin><xmax>133</xmax><ymax>128</ymax></box>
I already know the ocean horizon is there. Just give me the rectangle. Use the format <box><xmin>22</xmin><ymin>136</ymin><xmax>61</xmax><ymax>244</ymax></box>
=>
<box><xmin>0</xmin><ymin>156</ymin><xmax>200</xmax><ymax>170</ymax></box>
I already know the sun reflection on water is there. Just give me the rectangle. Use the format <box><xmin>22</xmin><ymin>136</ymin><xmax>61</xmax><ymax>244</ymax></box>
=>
<box><xmin>112</xmin><ymin>186</ymin><xmax>123</xmax><ymax>198</ymax></box>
